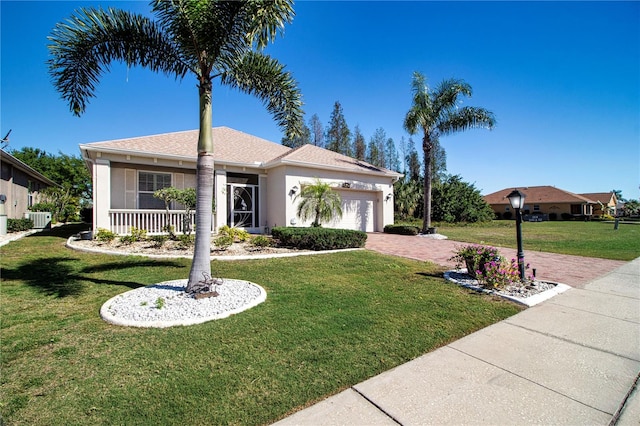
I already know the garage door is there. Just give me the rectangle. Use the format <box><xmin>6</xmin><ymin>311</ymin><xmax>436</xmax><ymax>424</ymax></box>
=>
<box><xmin>331</xmin><ymin>190</ymin><xmax>378</xmax><ymax>232</ymax></box>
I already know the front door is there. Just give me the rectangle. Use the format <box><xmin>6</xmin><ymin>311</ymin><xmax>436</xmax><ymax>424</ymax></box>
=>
<box><xmin>227</xmin><ymin>184</ymin><xmax>258</xmax><ymax>229</ymax></box>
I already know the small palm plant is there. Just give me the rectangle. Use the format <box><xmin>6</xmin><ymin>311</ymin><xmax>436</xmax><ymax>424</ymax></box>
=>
<box><xmin>295</xmin><ymin>179</ymin><xmax>343</xmax><ymax>227</ymax></box>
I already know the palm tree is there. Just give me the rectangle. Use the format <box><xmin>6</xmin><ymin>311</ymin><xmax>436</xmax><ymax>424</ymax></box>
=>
<box><xmin>48</xmin><ymin>0</ymin><xmax>303</xmax><ymax>294</ymax></box>
<box><xmin>296</xmin><ymin>179</ymin><xmax>343</xmax><ymax>227</ymax></box>
<box><xmin>404</xmin><ymin>72</ymin><xmax>495</xmax><ymax>233</ymax></box>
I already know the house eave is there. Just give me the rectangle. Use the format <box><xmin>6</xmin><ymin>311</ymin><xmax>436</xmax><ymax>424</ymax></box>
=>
<box><xmin>264</xmin><ymin>158</ymin><xmax>403</xmax><ymax>180</ymax></box>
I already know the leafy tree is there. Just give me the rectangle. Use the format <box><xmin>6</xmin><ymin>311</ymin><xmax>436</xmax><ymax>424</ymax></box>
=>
<box><xmin>352</xmin><ymin>125</ymin><xmax>366</xmax><ymax>161</ymax></box>
<box><xmin>308</xmin><ymin>113</ymin><xmax>325</xmax><ymax>147</ymax></box>
<box><xmin>404</xmin><ymin>72</ymin><xmax>495</xmax><ymax>232</ymax></box>
<box><xmin>295</xmin><ymin>178</ymin><xmax>343</xmax><ymax>227</ymax></box>
<box><xmin>325</xmin><ymin>101</ymin><xmax>351</xmax><ymax>156</ymax></box>
<box><xmin>11</xmin><ymin>147</ymin><xmax>91</xmax><ymax>204</ymax></box>
<box><xmin>612</xmin><ymin>189</ymin><xmax>625</xmax><ymax>202</ymax></box>
<box><xmin>282</xmin><ymin>120</ymin><xmax>311</xmax><ymax>148</ymax></box>
<box><xmin>431</xmin><ymin>175</ymin><xmax>494</xmax><ymax>223</ymax></box>
<box><xmin>622</xmin><ymin>199</ymin><xmax>639</xmax><ymax>217</ymax></box>
<box><xmin>394</xmin><ymin>179</ymin><xmax>422</xmax><ymax>220</ymax></box>
<box><xmin>406</xmin><ymin>138</ymin><xmax>422</xmax><ymax>182</ymax></box>
<box><xmin>49</xmin><ymin>0</ymin><xmax>303</xmax><ymax>294</ymax></box>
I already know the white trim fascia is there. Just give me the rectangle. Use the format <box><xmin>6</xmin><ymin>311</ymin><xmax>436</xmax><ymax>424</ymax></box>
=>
<box><xmin>79</xmin><ymin>145</ymin><xmax>267</xmax><ymax>171</ymax></box>
<box><xmin>264</xmin><ymin>158</ymin><xmax>403</xmax><ymax>179</ymax></box>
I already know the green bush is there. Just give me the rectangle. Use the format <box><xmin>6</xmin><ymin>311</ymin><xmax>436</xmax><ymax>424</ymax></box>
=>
<box><xmin>271</xmin><ymin>227</ymin><xmax>366</xmax><ymax>251</ymax></box>
<box><xmin>383</xmin><ymin>224</ymin><xmax>419</xmax><ymax>235</ymax></box>
<box><xmin>549</xmin><ymin>213</ymin><xmax>558</xmax><ymax>221</ymax></box>
<box><xmin>561</xmin><ymin>213</ymin><xmax>572</xmax><ymax>220</ymax></box>
<box><xmin>95</xmin><ymin>228</ymin><xmax>117</xmax><ymax>242</ymax></box>
<box><xmin>7</xmin><ymin>218</ymin><xmax>33</xmax><ymax>232</ymax></box>
<box><xmin>250</xmin><ymin>235</ymin><xmax>273</xmax><ymax>249</ymax></box>
<box><xmin>149</xmin><ymin>234</ymin><xmax>169</xmax><ymax>248</ymax></box>
<box><xmin>214</xmin><ymin>234</ymin><xmax>234</xmax><ymax>250</ymax></box>
<box><xmin>176</xmin><ymin>234</ymin><xmax>194</xmax><ymax>250</ymax></box>
<box><xmin>218</xmin><ymin>225</ymin><xmax>250</xmax><ymax>242</ymax></box>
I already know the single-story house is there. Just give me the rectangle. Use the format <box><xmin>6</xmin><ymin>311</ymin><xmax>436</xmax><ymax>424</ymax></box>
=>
<box><xmin>0</xmin><ymin>149</ymin><xmax>58</xmax><ymax>219</ymax></box>
<box><xmin>578</xmin><ymin>192</ymin><xmax>618</xmax><ymax>217</ymax></box>
<box><xmin>80</xmin><ymin>127</ymin><xmax>402</xmax><ymax>235</ymax></box>
<box><xmin>483</xmin><ymin>186</ymin><xmax>616</xmax><ymax>219</ymax></box>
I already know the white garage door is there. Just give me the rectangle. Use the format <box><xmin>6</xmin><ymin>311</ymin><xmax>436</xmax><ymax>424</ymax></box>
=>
<box><xmin>331</xmin><ymin>190</ymin><xmax>378</xmax><ymax>232</ymax></box>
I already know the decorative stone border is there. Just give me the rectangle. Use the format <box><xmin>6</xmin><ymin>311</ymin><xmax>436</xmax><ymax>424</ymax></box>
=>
<box><xmin>100</xmin><ymin>279</ymin><xmax>267</xmax><ymax>328</ymax></box>
<box><xmin>444</xmin><ymin>269</ymin><xmax>571</xmax><ymax>307</ymax></box>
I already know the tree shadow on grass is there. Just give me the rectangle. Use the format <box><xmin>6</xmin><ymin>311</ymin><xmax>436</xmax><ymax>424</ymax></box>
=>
<box><xmin>27</xmin><ymin>223</ymin><xmax>89</xmax><ymax>240</ymax></box>
<box><xmin>2</xmin><ymin>257</ymin><xmax>186</xmax><ymax>297</ymax></box>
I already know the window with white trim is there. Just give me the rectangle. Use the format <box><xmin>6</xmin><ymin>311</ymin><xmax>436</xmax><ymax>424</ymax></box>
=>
<box><xmin>533</xmin><ymin>204</ymin><xmax>540</xmax><ymax>212</ymax></box>
<box><xmin>138</xmin><ymin>172</ymin><xmax>171</xmax><ymax>209</ymax></box>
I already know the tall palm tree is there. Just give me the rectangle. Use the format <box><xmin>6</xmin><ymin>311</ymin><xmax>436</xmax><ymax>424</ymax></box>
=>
<box><xmin>404</xmin><ymin>72</ymin><xmax>495</xmax><ymax>233</ymax></box>
<box><xmin>48</xmin><ymin>0</ymin><xmax>303</xmax><ymax>293</ymax></box>
<box><xmin>296</xmin><ymin>179</ymin><xmax>343</xmax><ymax>227</ymax></box>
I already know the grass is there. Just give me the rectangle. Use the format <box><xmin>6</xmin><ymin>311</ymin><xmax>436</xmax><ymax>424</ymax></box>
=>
<box><xmin>399</xmin><ymin>219</ymin><xmax>640</xmax><ymax>261</ymax></box>
<box><xmin>1</xmin><ymin>224</ymin><xmax>522</xmax><ymax>425</ymax></box>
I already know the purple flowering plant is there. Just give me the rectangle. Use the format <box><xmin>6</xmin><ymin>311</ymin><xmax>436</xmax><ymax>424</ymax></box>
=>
<box><xmin>450</xmin><ymin>244</ymin><xmax>532</xmax><ymax>288</ymax></box>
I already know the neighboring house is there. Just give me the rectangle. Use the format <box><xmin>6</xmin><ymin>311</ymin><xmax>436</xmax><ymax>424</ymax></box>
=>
<box><xmin>483</xmin><ymin>186</ymin><xmax>614</xmax><ymax>219</ymax></box>
<box><xmin>578</xmin><ymin>192</ymin><xmax>618</xmax><ymax>217</ymax></box>
<box><xmin>80</xmin><ymin>127</ymin><xmax>402</xmax><ymax>235</ymax></box>
<box><xmin>0</xmin><ymin>149</ymin><xmax>58</xmax><ymax>219</ymax></box>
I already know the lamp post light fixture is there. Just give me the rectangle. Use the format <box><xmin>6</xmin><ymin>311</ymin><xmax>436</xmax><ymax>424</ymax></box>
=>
<box><xmin>506</xmin><ymin>189</ymin><xmax>527</xmax><ymax>281</ymax></box>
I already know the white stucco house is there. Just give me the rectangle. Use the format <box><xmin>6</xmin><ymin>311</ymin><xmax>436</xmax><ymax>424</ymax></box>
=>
<box><xmin>80</xmin><ymin>127</ymin><xmax>401</xmax><ymax>235</ymax></box>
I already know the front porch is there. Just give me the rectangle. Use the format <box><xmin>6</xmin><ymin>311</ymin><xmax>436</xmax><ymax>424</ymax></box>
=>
<box><xmin>107</xmin><ymin>209</ymin><xmax>203</xmax><ymax>235</ymax></box>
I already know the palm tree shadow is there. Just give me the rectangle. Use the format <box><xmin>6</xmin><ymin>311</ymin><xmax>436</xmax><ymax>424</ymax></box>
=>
<box><xmin>2</xmin><ymin>257</ymin><xmax>186</xmax><ymax>297</ymax></box>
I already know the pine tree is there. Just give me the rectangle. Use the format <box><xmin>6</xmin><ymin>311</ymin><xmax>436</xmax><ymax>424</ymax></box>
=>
<box><xmin>325</xmin><ymin>101</ymin><xmax>351</xmax><ymax>156</ymax></box>
<box><xmin>352</xmin><ymin>125</ymin><xmax>366</xmax><ymax>160</ymax></box>
<box><xmin>282</xmin><ymin>120</ymin><xmax>311</xmax><ymax>148</ymax></box>
<box><xmin>367</xmin><ymin>128</ymin><xmax>386</xmax><ymax>167</ymax></box>
<box><xmin>385</xmin><ymin>137</ymin><xmax>400</xmax><ymax>171</ymax></box>
<box><xmin>308</xmin><ymin>113</ymin><xmax>324</xmax><ymax>148</ymax></box>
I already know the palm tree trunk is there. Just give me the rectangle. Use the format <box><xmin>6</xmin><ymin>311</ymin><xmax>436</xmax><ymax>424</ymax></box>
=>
<box><xmin>422</xmin><ymin>137</ymin><xmax>433</xmax><ymax>233</ymax></box>
<box><xmin>186</xmin><ymin>82</ymin><xmax>214</xmax><ymax>293</ymax></box>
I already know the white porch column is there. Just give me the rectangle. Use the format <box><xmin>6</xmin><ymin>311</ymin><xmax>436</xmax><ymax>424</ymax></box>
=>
<box><xmin>214</xmin><ymin>170</ymin><xmax>227</xmax><ymax>232</ymax></box>
<box><xmin>94</xmin><ymin>159</ymin><xmax>111</xmax><ymax>232</ymax></box>
<box><xmin>259</xmin><ymin>174</ymin><xmax>268</xmax><ymax>233</ymax></box>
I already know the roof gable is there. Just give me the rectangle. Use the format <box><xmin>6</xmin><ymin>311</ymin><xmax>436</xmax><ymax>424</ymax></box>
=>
<box><xmin>80</xmin><ymin>127</ymin><xmax>290</xmax><ymax>164</ymax></box>
<box><xmin>484</xmin><ymin>186</ymin><xmax>595</xmax><ymax>204</ymax></box>
<box><xmin>80</xmin><ymin>127</ymin><xmax>401</xmax><ymax>178</ymax></box>
<box><xmin>0</xmin><ymin>149</ymin><xmax>58</xmax><ymax>187</ymax></box>
<box><xmin>578</xmin><ymin>192</ymin><xmax>616</xmax><ymax>204</ymax></box>
<box><xmin>268</xmin><ymin>144</ymin><xmax>401</xmax><ymax>176</ymax></box>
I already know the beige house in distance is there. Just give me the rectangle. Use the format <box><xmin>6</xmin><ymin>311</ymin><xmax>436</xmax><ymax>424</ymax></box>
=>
<box><xmin>484</xmin><ymin>186</ymin><xmax>617</xmax><ymax>219</ymax></box>
<box><xmin>0</xmin><ymin>149</ymin><xmax>58</xmax><ymax>219</ymax></box>
<box><xmin>80</xmin><ymin>127</ymin><xmax>401</xmax><ymax>235</ymax></box>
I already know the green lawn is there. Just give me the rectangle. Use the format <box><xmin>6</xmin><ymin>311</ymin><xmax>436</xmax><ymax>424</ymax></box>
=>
<box><xmin>407</xmin><ymin>220</ymin><xmax>639</xmax><ymax>261</ymax></box>
<box><xmin>0</xmin><ymin>224</ymin><xmax>522</xmax><ymax>425</ymax></box>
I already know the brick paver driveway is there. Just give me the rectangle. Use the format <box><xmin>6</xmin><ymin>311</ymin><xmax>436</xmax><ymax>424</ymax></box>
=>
<box><xmin>365</xmin><ymin>233</ymin><xmax>627</xmax><ymax>288</ymax></box>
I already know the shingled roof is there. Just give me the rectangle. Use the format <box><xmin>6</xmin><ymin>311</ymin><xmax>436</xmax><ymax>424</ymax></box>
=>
<box><xmin>578</xmin><ymin>192</ymin><xmax>616</xmax><ymax>204</ymax></box>
<box><xmin>483</xmin><ymin>186</ymin><xmax>596</xmax><ymax>204</ymax></box>
<box><xmin>80</xmin><ymin>127</ymin><xmax>400</xmax><ymax>177</ymax></box>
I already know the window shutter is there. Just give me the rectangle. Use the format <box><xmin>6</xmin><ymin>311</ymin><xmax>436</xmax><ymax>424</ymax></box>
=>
<box><xmin>125</xmin><ymin>169</ymin><xmax>136</xmax><ymax>209</ymax></box>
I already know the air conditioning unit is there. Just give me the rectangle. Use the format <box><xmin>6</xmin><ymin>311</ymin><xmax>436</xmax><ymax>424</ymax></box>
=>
<box><xmin>27</xmin><ymin>212</ymin><xmax>52</xmax><ymax>229</ymax></box>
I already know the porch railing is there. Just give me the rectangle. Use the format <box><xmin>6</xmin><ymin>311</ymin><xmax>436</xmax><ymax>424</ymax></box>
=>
<box><xmin>108</xmin><ymin>209</ymin><xmax>204</xmax><ymax>235</ymax></box>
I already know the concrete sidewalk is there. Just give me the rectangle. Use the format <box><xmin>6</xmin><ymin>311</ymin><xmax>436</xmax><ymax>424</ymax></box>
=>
<box><xmin>274</xmin><ymin>258</ymin><xmax>640</xmax><ymax>425</ymax></box>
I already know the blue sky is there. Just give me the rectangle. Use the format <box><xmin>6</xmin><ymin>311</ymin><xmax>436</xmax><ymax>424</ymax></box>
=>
<box><xmin>2</xmin><ymin>1</ymin><xmax>639</xmax><ymax>200</ymax></box>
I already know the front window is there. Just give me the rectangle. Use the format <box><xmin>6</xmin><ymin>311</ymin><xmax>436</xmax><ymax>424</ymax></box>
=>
<box><xmin>138</xmin><ymin>172</ymin><xmax>171</xmax><ymax>209</ymax></box>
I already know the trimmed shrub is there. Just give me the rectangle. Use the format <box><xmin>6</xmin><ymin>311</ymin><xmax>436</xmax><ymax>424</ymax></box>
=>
<box><xmin>176</xmin><ymin>234</ymin><xmax>194</xmax><ymax>249</ymax></box>
<box><xmin>271</xmin><ymin>227</ymin><xmax>366</xmax><ymax>251</ymax></box>
<box><xmin>7</xmin><ymin>218</ymin><xmax>33</xmax><ymax>232</ymax></box>
<box><xmin>383</xmin><ymin>224</ymin><xmax>419</xmax><ymax>235</ymax></box>
<box><xmin>502</xmin><ymin>211</ymin><xmax>513</xmax><ymax>220</ymax></box>
<box><xmin>214</xmin><ymin>235</ymin><xmax>234</xmax><ymax>250</ymax></box>
<box><xmin>561</xmin><ymin>213</ymin><xmax>572</xmax><ymax>220</ymax></box>
<box><xmin>95</xmin><ymin>228</ymin><xmax>117</xmax><ymax>242</ymax></box>
<box><xmin>549</xmin><ymin>213</ymin><xmax>558</xmax><ymax>221</ymax></box>
<box><xmin>149</xmin><ymin>234</ymin><xmax>169</xmax><ymax>248</ymax></box>
<box><xmin>250</xmin><ymin>235</ymin><xmax>273</xmax><ymax>249</ymax></box>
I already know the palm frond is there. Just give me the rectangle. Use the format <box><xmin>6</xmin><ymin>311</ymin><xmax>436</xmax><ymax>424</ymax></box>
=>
<box><xmin>437</xmin><ymin>106</ymin><xmax>496</xmax><ymax>135</ymax></box>
<box><xmin>433</xmin><ymin>78</ymin><xmax>472</xmax><ymax>116</ymax></box>
<box><xmin>47</xmin><ymin>7</ymin><xmax>187</xmax><ymax>116</ymax></box>
<box><xmin>220</xmin><ymin>51</ymin><xmax>304</xmax><ymax>139</ymax></box>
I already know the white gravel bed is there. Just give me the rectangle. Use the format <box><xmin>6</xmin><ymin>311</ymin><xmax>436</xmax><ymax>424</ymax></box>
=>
<box><xmin>444</xmin><ymin>269</ymin><xmax>570</xmax><ymax>307</ymax></box>
<box><xmin>100</xmin><ymin>279</ymin><xmax>266</xmax><ymax>328</ymax></box>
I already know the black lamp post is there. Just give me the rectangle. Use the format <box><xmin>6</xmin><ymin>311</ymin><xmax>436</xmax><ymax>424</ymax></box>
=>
<box><xmin>506</xmin><ymin>189</ymin><xmax>527</xmax><ymax>281</ymax></box>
